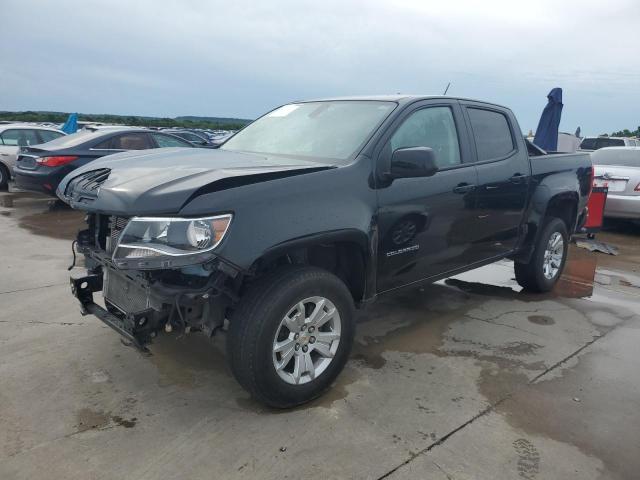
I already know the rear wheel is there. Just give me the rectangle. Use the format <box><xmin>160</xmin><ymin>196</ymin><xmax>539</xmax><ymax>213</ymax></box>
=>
<box><xmin>0</xmin><ymin>164</ymin><xmax>9</xmax><ymax>190</ymax></box>
<box><xmin>227</xmin><ymin>265</ymin><xmax>355</xmax><ymax>408</ymax></box>
<box><xmin>515</xmin><ymin>217</ymin><xmax>568</xmax><ymax>292</ymax></box>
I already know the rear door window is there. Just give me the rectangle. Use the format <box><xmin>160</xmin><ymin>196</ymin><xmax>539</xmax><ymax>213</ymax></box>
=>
<box><xmin>0</xmin><ymin>129</ymin><xmax>40</xmax><ymax>147</ymax></box>
<box><xmin>111</xmin><ymin>133</ymin><xmax>153</xmax><ymax>150</ymax></box>
<box><xmin>467</xmin><ymin>108</ymin><xmax>515</xmax><ymax>161</ymax></box>
<box><xmin>37</xmin><ymin>130</ymin><xmax>65</xmax><ymax>143</ymax></box>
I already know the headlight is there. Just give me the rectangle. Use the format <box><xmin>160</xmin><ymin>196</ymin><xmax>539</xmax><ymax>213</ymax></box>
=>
<box><xmin>113</xmin><ymin>214</ymin><xmax>232</xmax><ymax>266</ymax></box>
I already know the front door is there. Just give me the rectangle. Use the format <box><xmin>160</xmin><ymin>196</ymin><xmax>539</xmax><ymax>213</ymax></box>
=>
<box><xmin>376</xmin><ymin>101</ymin><xmax>480</xmax><ymax>293</ymax></box>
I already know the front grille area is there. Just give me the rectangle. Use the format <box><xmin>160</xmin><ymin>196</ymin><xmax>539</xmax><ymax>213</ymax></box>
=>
<box><xmin>104</xmin><ymin>269</ymin><xmax>150</xmax><ymax>314</ymax></box>
<box><xmin>107</xmin><ymin>216</ymin><xmax>130</xmax><ymax>254</ymax></box>
<box><xmin>64</xmin><ymin>168</ymin><xmax>111</xmax><ymax>201</ymax></box>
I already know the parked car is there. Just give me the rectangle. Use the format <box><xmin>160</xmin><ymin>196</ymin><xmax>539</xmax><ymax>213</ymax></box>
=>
<box><xmin>0</xmin><ymin>124</ymin><xmax>65</xmax><ymax>189</ymax></box>
<box><xmin>579</xmin><ymin>136</ymin><xmax>639</xmax><ymax>151</ymax></box>
<box><xmin>592</xmin><ymin>147</ymin><xmax>640</xmax><ymax>219</ymax></box>
<box><xmin>209</xmin><ymin>132</ymin><xmax>234</xmax><ymax>147</ymax></box>
<box><xmin>58</xmin><ymin>96</ymin><xmax>592</xmax><ymax>408</ymax></box>
<box><xmin>13</xmin><ymin>128</ymin><xmax>193</xmax><ymax>196</ymax></box>
<box><xmin>162</xmin><ymin>130</ymin><xmax>217</xmax><ymax>148</ymax></box>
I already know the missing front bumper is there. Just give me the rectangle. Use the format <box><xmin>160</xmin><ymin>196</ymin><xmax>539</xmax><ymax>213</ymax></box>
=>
<box><xmin>70</xmin><ymin>275</ymin><xmax>154</xmax><ymax>351</ymax></box>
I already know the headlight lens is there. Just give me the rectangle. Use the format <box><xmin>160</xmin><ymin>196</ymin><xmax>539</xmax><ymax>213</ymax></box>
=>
<box><xmin>113</xmin><ymin>214</ymin><xmax>232</xmax><ymax>261</ymax></box>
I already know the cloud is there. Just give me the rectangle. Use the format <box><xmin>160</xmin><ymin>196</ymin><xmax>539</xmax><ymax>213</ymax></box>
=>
<box><xmin>1</xmin><ymin>0</ymin><xmax>638</xmax><ymax>133</ymax></box>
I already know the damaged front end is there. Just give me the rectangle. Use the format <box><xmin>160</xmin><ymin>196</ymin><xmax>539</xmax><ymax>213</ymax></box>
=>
<box><xmin>71</xmin><ymin>213</ymin><xmax>240</xmax><ymax>350</ymax></box>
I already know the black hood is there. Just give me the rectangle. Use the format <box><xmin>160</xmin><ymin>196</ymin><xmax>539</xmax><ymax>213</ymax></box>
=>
<box><xmin>57</xmin><ymin>148</ymin><xmax>332</xmax><ymax>215</ymax></box>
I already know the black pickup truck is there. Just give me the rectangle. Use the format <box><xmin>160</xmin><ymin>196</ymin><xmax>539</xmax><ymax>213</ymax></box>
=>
<box><xmin>58</xmin><ymin>96</ymin><xmax>592</xmax><ymax>407</ymax></box>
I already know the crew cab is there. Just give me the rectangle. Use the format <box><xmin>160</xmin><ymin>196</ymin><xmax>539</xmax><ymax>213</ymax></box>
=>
<box><xmin>58</xmin><ymin>96</ymin><xmax>592</xmax><ymax>408</ymax></box>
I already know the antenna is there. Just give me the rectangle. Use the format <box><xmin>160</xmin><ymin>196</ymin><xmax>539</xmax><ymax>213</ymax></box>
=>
<box><xmin>443</xmin><ymin>82</ymin><xmax>451</xmax><ymax>95</ymax></box>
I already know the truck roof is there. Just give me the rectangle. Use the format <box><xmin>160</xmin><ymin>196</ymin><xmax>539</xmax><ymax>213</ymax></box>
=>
<box><xmin>298</xmin><ymin>95</ymin><xmax>508</xmax><ymax>109</ymax></box>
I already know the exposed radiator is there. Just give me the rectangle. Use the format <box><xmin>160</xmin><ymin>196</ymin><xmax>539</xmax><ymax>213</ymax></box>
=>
<box><xmin>104</xmin><ymin>269</ymin><xmax>150</xmax><ymax>314</ymax></box>
<box><xmin>103</xmin><ymin>216</ymin><xmax>149</xmax><ymax>313</ymax></box>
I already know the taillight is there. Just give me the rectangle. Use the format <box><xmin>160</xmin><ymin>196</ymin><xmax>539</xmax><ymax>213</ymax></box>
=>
<box><xmin>36</xmin><ymin>155</ymin><xmax>78</xmax><ymax>167</ymax></box>
<box><xmin>635</xmin><ymin>183</ymin><xmax>640</xmax><ymax>192</ymax></box>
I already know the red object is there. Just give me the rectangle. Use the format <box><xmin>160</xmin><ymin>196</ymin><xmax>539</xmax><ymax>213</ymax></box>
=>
<box><xmin>36</xmin><ymin>155</ymin><xmax>78</xmax><ymax>167</ymax></box>
<box><xmin>584</xmin><ymin>185</ymin><xmax>608</xmax><ymax>235</ymax></box>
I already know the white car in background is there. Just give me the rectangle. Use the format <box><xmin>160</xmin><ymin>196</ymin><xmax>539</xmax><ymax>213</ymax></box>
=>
<box><xmin>592</xmin><ymin>147</ymin><xmax>640</xmax><ymax>220</ymax></box>
<box><xmin>0</xmin><ymin>124</ymin><xmax>66</xmax><ymax>188</ymax></box>
<box><xmin>580</xmin><ymin>136</ymin><xmax>639</xmax><ymax>151</ymax></box>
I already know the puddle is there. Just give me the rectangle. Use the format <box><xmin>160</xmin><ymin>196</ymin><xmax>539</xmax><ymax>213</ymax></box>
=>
<box><xmin>1</xmin><ymin>191</ymin><xmax>84</xmax><ymax>240</ymax></box>
<box><xmin>352</xmin><ymin>284</ymin><xmax>472</xmax><ymax>370</ymax></box>
<box><xmin>75</xmin><ymin>408</ymin><xmax>110</xmax><ymax>432</ymax></box>
<box><xmin>75</xmin><ymin>408</ymin><xmax>137</xmax><ymax>432</ymax></box>
<box><xmin>528</xmin><ymin>315</ymin><xmax>555</xmax><ymax>326</ymax></box>
<box><xmin>148</xmin><ymin>333</ymin><xmax>228</xmax><ymax>388</ymax></box>
<box><xmin>234</xmin><ymin>364</ymin><xmax>360</xmax><ymax>413</ymax></box>
<box><xmin>494</xmin><ymin>340</ymin><xmax>640</xmax><ymax>480</ymax></box>
<box><xmin>18</xmin><ymin>209</ymin><xmax>84</xmax><ymax>240</ymax></box>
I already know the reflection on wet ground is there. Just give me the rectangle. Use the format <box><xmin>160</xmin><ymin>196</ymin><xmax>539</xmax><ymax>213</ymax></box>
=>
<box><xmin>0</xmin><ymin>190</ymin><xmax>84</xmax><ymax>240</ymax></box>
<box><xmin>3</xmin><ymin>188</ymin><xmax>640</xmax><ymax>478</ymax></box>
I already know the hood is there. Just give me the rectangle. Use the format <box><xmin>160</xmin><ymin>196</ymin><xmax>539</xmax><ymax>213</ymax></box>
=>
<box><xmin>57</xmin><ymin>147</ymin><xmax>333</xmax><ymax>215</ymax></box>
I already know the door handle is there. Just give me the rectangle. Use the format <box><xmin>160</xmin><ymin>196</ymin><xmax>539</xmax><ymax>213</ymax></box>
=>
<box><xmin>453</xmin><ymin>183</ymin><xmax>476</xmax><ymax>194</ymax></box>
<box><xmin>509</xmin><ymin>174</ymin><xmax>526</xmax><ymax>184</ymax></box>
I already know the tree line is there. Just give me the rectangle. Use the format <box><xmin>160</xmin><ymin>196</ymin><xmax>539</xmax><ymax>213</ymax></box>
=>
<box><xmin>0</xmin><ymin>111</ymin><xmax>250</xmax><ymax>131</ymax></box>
<box><xmin>609</xmin><ymin>127</ymin><xmax>640</xmax><ymax>137</ymax></box>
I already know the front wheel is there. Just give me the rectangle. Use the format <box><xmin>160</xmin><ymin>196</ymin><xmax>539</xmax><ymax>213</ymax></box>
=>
<box><xmin>515</xmin><ymin>217</ymin><xmax>569</xmax><ymax>292</ymax></box>
<box><xmin>227</xmin><ymin>266</ymin><xmax>355</xmax><ymax>408</ymax></box>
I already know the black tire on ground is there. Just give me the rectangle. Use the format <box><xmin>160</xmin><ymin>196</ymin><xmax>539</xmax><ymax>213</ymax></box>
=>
<box><xmin>0</xmin><ymin>164</ymin><xmax>9</xmax><ymax>190</ymax></box>
<box><xmin>227</xmin><ymin>265</ymin><xmax>356</xmax><ymax>408</ymax></box>
<box><xmin>515</xmin><ymin>217</ymin><xmax>569</xmax><ymax>293</ymax></box>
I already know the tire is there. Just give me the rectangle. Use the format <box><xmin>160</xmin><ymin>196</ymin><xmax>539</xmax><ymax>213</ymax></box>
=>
<box><xmin>0</xmin><ymin>164</ymin><xmax>9</xmax><ymax>190</ymax></box>
<box><xmin>515</xmin><ymin>217</ymin><xmax>569</xmax><ymax>292</ymax></box>
<box><xmin>227</xmin><ymin>265</ymin><xmax>355</xmax><ymax>408</ymax></box>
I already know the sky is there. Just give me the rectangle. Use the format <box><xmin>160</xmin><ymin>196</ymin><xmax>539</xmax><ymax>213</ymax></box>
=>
<box><xmin>1</xmin><ymin>0</ymin><xmax>639</xmax><ymax>135</ymax></box>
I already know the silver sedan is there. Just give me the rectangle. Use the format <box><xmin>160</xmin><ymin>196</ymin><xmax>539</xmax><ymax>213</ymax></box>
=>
<box><xmin>0</xmin><ymin>124</ymin><xmax>66</xmax><ymax>188</ymax></box>
<box><xmin>592</xmin><ymin>147</ymin><xmax>640</xmax><ymax>219</ymax></box>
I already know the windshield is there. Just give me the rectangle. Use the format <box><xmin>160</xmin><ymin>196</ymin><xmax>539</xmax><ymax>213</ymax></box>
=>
<box><xmin>222</xmin><ymin>101</ymin><xmax>396</xmax><ymax>163</ymax></box>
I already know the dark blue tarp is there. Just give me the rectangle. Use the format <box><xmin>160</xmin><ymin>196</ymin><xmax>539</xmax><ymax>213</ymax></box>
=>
<box><xmin>533</xmin><ymin>88</ymin><xmax>563</xmax><ymax>151</ymax></box>
<box><xmin>61</xmin><ymin>113</ymin><xmax>78</xmax><ymax>134</ymax></box>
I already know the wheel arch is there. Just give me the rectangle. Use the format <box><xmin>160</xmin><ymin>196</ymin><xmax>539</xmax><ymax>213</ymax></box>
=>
<box><xmin>247</xmin><ymin>229</ymin><xmax>374</xmax><ymax>304</ymax></box>
<box><xmin>514</xmin><ymin>191</ymin><xmax>579</xmax><ymax>264</ymax></box>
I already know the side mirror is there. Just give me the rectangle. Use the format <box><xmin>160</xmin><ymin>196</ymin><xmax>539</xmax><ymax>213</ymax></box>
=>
<box><xmin>390</xmin><ymin>147</ymin><xmax>438</xmax><ymax>179</ymax></box>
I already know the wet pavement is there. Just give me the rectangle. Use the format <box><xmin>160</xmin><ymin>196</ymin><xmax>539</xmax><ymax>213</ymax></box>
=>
<box><xmin>1</xmin><ymin>188</ymin><xmax>639</xmax><ymax>479</ymax></box>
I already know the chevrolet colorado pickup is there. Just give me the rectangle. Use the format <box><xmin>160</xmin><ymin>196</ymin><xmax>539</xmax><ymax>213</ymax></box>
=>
<box><xmin>58</xmin><ymin>96</ymin><xmax>592</xmax><ymax>408</ymax></box>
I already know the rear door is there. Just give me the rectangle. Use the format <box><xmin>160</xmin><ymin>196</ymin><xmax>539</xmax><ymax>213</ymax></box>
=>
<box><xmin>376</xmin><ymin>100</ymin><xmax>481</xmax><ymax>292</ymax></box>
<box><xmin>460</xmin><ymin>102</ymin><xmax>531</xmax><ymax>257</ymax></box>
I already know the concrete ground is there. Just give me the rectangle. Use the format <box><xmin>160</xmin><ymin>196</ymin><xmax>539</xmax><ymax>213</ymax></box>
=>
<box><xmin>1</xmin><ymin>189</ymin><xmax>639</xmax><ymax>480</ymax></box>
